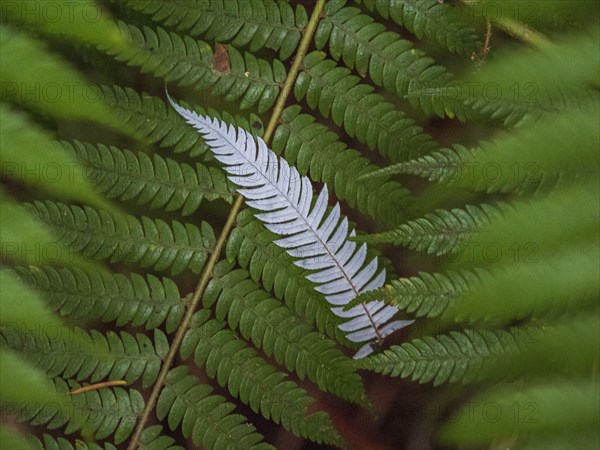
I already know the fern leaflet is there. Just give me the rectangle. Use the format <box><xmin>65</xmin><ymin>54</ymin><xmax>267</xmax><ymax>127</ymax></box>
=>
<box><xmin>344</xmin><ymin>269</ymin><xmax>487</xmax><ymax>317</ymax></box>
<box><xmin>100</xmin><ymin>85</ymin><xmax>263</xmax><ymax>158</ymax></box>
<box><xmin>108</xmin><ymin>22</ymin><xmax>285</xmax><ymax>112</ymax></box>
<box><xmin>25</xmin><ymin>200</ymin><xmax>215</xmax><ymax>276</ymax></box>
<box><xmin>363</xmin><ymin>108</ymin><xmax>600</xmax><ymax>193</ymax></box>
<box><xmin>29</xmin><ymin>426</ymin><xmax>183</xmax><ymax>450</ymax></box>
<box><xmin>1</xmin><ymin>326</ymin><xmax>168</xmax><ymax>388</ymax></box>
<box><xmin>441</xmin><ymin>380</ymin><xmax>600</xmax><ymax>447</ymax></box>
<box><xmin>355</xmin><ymin>0</ymin><xmax>481</xmax><ymax>56</ymax></box>
<box><xmin>123</xmin><ymin>0</ymin><xmax>308</xmax><ymax>60</ymax></box>
<box><xmin>138</xmin><ymin>425</ymin><xmax>185</xmax><ymax>450</ymax></box>
<box><xmin>18</xmin><ymin>378</ymin><xmax>144</xmax><ymax>444</ymax></box>
<box><xmin>62</xmin><ymin>140</ymin><xmax>234</xmax><ymax>215</ymax></box>
<box><xmin>14</xmin><ymin>265</ymin><xmax>186</xmax><ymax>333</ymax></box>
<box><xmin>359</xmin><ymin>329</ymin><xmax>519</xmax><ymax>385</ymax></box>
<box><xmin>157</xmin><ymin>366</ymin><xmax>273</xmax><ymax>449</ymax></box>
<box><xmin>354</xmin><ymin>204</ymin><xmax>504</xmax><ymax>256</ymax></box>
<box><xmin>168</xmin><ymin>93</ymin><xmax>413</xmax><ymax>358</ymax></box>
<box><xmin>358</xmin><ymin>144</ymin><xmax>471</xmax><ymax>182</ymax></box>
<box><xmin>29</xmin><ymin>434</ymin><xmax>115</xmax><ymax>450</ymax></box>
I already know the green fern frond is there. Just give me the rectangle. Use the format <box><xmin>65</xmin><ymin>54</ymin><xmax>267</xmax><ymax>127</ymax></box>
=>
<box><xmin>518</xmin><ymin>434</ymin><xmax>600</xmax><ymax>450</ymax></box>
<box><xmin>315</xmin><ymin>1</ymin><xmax>465</xmax><ymax>119</ymax></box>
<box><xmin>355</xmin><ymin>204</ymin><xmax>504</xmax><ymax>255</ymax></box>
<box><xmin>273</xmin><ymin>105</ymin><xmax>412</xmax><ymax>225</ymax></box>
<box><xmin>443</xmin><ymin>242</ymin><xmax>599</xmax><ymax>325</ymax></box>
<box><xmin>108</xmin><ymin>22</ymin><xmax>285</xmax><ymax>112</ymax></box>
<box><xmin>139</xmin><ymin>425</ymin><xmax>185</xmax><ymax>450</ymax></box>
<box><xmin>344</xmin><ymin>269</ymin><xmax>487</xmax><ymax>317</ymax></box>
<box><xmin>204</xmin><ymin>261</ymin><xmax>366</xmax><ymax>404</ymax></box>
<box><xmin>100</xmin><ymin>85</ymin><xmax>209</xmax><ymax>157</ymax></box>
<box><xmin>18</xmin><ymin>378</ymin><xmax>144</xmax><ymax>444</ymax></box>
<box><xmin>483</xmin><ymin>315</ymin><xmax>599</xmax><ymax>380</ymax></box>
<box><xmin>157</xmin><ymin>366</ymin><xmax>273</xmax><ymax>450</ymax></box>
<box><xmin>365</xmin><ymin>107</ymin><xmax>599</xmax><ymax>192</ymax></box>
<box><xmin>454</xmin><ymin>183</ymin><xmax>599</xmax><ymax>268</ymax></box>
<box><xmin>0</xmin><ymin>347</ymin><xmax>77</xmax><ymax>449</ymax></box>
<box><xmin>226</xmin><ymin>209</ymin><xmax>346</xmax><ymax>342</ymax></box>
<box><xmin>0</xmin><ymin>270</ymin><xmax>88</xmax><ymax>352</ymax></box>
<box><xmin>123</xmin><ymin>0</ymin><xmax>308</xmax><ymax>60</ymax></box>
<box><xmin>14</xmin><ymin>265</ymin><xmax>186</xmax><ymax>333</ymax></box>
<box><xmin>29</xmin><ymin>434</ymin><xmax>111</xmax><ymax>450</ymax></box>
<box><xmin>100</xmin><ymin>85</ymin><xmax>263</xmax><ymax>158</ymax></box>
<box><xmin>1</xmin><ymin>326</ymin><xmax>168</xmax><ymax>388</ymax></box>
<box><xmin>1</xmin><ymin>192</ymin><xmax>87</xmax><ymax>268</ymax></box>
<box><xmin>359</xmin><ymin>329</ymin><xmax>519</xmax><ymax>385</ymax></box>
<box><xmin>0</xmin><ymin>24</ymin><xmax>114</xmax><ymax>124</ymax></box>
<box><xmin>440</xmin><ymin>379</ymin><xmax>600</xmax><ymax>448</ymax></box>
<box><xmin>465</xmin><ymin>90</ymin><xmax>563</xmax><ymax>128</ymax></box>
<box><xmin>1</xmin><ymin>428</ymin><xmax>34</xmax><ymax>450</ymax></box>
<box><xmin>62</xmin><ymin>140</ymin><xmax>234</xmax><ymax>215</ymax></box>
<box><xmin>355</xmin><ymin>0</ymin><xmax>481</xmax><ymax>56</ymax></box>
<box><xmin>296</xmin><ymin>51</ymin><xmax>440</xmax><ymax>161</ymax></box>
<box><xmin>456</xmin><ymin>110</ymin><xmax>600</xmax><ymax>194</ymax></box>
<box><xmin>461</xmin><ymin>82</ymin><xmax>598</xmax><ymax>128</ymax></box>
<box><xmin>357</xmin><ymin>144</ymin><xmax>470</xmax><ymax>182</ymax></box>
<box><xmin>29</xmin><ymin>426</ymin><xmax>183</xmax><ymax>450</ymax></box>
<box><xmin>1</xmin><ymin>263</ymin><xmax>87</xmax><ymax>445</ymax></box>
<box><xmin>2</xmin><ymin>0</ymin><xmax>125</xmax><ymax>50</ymax></box>
<box><xmin>181</xmin><ymin>311</ymin><xmax>344</xmax><ymax>447</ymax></box>
<box><xmin>24</xmin><ymin>201</ymin><xmax>215</xmax><ymax>276</ymax></box>
<box><xmin>0</xmin><ymin>106</ymin><xmax>111</xmax><ymax>212</ymax></box>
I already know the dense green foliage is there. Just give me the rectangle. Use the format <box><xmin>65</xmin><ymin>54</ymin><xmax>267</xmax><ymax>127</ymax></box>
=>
<box><xmin>1</xmin><ymin>0</ymin><xmax>598</xmax><ymax>449</ymax></box>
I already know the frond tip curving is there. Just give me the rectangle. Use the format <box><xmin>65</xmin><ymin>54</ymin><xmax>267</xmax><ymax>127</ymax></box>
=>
<box><xmin>167</xmin><ymin>91</ymin><xmax>413</xmax><ymax>358</ymax></box>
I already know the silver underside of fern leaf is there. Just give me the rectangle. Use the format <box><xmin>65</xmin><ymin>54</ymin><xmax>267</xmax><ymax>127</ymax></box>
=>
<box><xmin>167</xmin><ymin>94</ymin><xmax>413</xmax><ymax>358</ymax></box>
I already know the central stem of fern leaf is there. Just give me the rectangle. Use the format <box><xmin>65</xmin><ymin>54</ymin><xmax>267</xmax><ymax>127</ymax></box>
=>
<box><xmin>127</xmin><ymin>1</ymin><xmax>327</xmax><ymax>448</ymax></box>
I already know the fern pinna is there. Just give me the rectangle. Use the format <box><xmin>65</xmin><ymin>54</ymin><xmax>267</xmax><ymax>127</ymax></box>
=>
<box><xmin>167</xmin><ymin>93</ymin><xmax>413</xmax><ymax>358</ymax></box>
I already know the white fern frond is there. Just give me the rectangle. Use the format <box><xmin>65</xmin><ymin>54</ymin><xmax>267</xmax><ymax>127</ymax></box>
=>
<box><xmin>167</xmin><ymin>93</ymin><xmax>413</xmax><ymax>358</ymax></box>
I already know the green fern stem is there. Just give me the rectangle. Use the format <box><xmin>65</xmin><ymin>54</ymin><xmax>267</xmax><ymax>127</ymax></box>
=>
<box><xmin>126</xmin><ymin>1</ymin><xmax>328</xmax><ymax>448</ymax></box>
<box><xmin>459</xmin><ymin>0</ymin><xmax>551</xmax><ymax>49</ymax></box>
<box><xmin>493</xmin><ymin>15</ymin><xmax>552</xmax><ymax>49</ymax></box>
